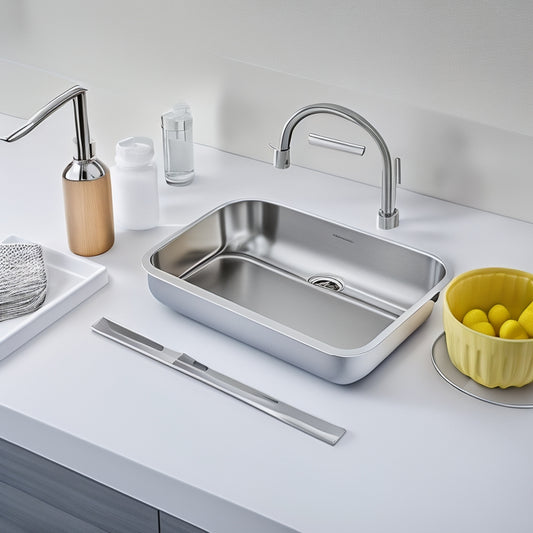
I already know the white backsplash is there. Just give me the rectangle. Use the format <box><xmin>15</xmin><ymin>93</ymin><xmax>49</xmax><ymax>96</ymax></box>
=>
<box><xmin>1</xmin><ymin>0</ymin><xmax>532</xmax><ymax>223</ymax></box>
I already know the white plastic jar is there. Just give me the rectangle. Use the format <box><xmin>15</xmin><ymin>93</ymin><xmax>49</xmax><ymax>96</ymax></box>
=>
<box><xmin>111</xmin><ymin>137</ymin><xmax>159</xmax><ymax>230</ymax></box>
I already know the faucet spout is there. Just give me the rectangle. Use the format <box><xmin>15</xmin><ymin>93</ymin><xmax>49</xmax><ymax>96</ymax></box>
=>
<box><xmin>273</xmin><ymin>103</ymin><xmax>399</xmax><ymax>229</ymax></box>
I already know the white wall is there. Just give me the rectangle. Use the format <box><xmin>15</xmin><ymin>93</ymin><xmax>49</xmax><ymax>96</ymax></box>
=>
<box><xmin>2</xmin><ymin>0</ymin><xmax>533</xmax><ymax>223</ymax></box>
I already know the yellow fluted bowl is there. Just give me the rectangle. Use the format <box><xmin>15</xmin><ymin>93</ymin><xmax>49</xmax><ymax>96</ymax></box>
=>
<box><xmin>443</xmin><ymin>267</ymin><xmax>533</xmax><ymax>388</ymax></box>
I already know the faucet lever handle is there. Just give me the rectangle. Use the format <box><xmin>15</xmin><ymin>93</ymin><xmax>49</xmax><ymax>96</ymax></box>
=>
<box><xmin>395</xmin><ymin>157</ymin><xmax>401</xmax><ymax>185</ymax></box>
<box><xmin>308</xmin><ymin>133</ymin><xmax>365</xmax><ymax>156</ymax></box>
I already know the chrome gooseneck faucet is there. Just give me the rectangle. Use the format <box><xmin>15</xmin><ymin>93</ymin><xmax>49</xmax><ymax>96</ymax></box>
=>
<box><xmin>273</xmin><ymin>103</ymin><xmax>400</xmax><ymax>229</ymax></box>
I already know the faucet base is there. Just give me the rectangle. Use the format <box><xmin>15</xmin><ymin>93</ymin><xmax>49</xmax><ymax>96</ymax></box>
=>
<box><xmin>273</xmin><ymin>148</ymin><xmax>290</xmax><ymax>169</ymax></box>
<box><xmin>378</xmin><ymin>209</ymin><xmax>399</xmax><ymax>230</ymax></box>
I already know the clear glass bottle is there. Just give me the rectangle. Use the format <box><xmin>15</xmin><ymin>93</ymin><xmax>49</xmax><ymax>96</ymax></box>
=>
<box><xmin>161</xmin><ymin>103</ymin><xmax>194</xmax><ymax>186</ymax></box>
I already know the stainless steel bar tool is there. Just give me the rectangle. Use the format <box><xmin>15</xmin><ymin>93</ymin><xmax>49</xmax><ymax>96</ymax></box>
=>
<box><xmin>92</xmin><ymin>317</ymin><xmax>346</xmax><ymax>446</ymax></box>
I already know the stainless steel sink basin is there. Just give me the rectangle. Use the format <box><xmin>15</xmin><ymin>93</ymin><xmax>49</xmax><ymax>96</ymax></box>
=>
<box><xmin>142</xmin><ymin>200</ymin><xmax>451</xmax><ymax>384</ymax></box>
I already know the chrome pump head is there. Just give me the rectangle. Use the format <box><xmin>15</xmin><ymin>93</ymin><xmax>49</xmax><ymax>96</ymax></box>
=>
<box><xmin>1</xmin><ymin>85</ymin><xmax>93</xmax><ymax>161</ymax></box>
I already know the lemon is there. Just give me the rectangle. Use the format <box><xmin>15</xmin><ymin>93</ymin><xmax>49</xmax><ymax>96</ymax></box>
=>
<box><xmin>470</xmin><ymin>321</ymin><xmax>496</xmax><ymax>336</ymax></box>
<box><xmin>462</xmin><ymin>309</ymin><xmax>488</xmax><ymax>328</ymax></box>
<box><xmin>499</xmin><ymin>319</ymin><xmax>529</xmax><ymax>340</ymax></box>
<box><xmin>488</xmin><ymin>304</ymin><xmax>511</xmax><ymax>335</ymax></box>
<box><xmin>518</xmin><ymin>301</ymin><xmax>533</xmax><ymax>337</ymax></box>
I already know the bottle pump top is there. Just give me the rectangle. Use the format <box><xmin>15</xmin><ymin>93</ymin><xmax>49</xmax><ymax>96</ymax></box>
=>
<box><xmin>2</xmin><ymin>86</ymin><xmax>94</xmax><ymax>163</ymax></box>
<box><xmin>1</xmin><ymin>85</ymin><xmax>108</xmax><ymax>183</ymax></box>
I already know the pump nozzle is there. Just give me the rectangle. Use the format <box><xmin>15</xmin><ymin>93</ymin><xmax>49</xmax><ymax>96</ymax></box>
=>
<box><xmin>1</xmin><ymin>85</ymin><xmax>93</xmax><ymax>160</ymax></box>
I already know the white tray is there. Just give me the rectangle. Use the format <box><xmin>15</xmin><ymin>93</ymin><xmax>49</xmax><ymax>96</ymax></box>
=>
<box><xmin>0</xmin><ymin>236</ymin><xmax>108</xmax><ymax>360</ymax></box>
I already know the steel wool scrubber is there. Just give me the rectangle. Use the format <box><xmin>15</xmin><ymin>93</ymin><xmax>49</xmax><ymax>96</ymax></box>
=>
<box><xmin>0</xmin><ymin>243</ymin><xmax>47</xmax><ymax>321</ymax></box>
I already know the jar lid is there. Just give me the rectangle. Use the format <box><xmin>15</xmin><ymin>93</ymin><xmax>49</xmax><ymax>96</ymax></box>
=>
<box><xmin>161</xmin><ymin>103</ymin><xmax>192</xmax><ymax>130</ymax></box>
<box><xmin>115</xmin><ymin>137</ymin><xmax>154</xmax><ymax>167</ymax></box>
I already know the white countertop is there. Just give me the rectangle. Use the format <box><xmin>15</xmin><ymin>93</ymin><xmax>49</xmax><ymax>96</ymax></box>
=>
<box><xmin>1</xmin><ymin>115</ymin><xmax>533</xmax><ymax>533</ymax></box>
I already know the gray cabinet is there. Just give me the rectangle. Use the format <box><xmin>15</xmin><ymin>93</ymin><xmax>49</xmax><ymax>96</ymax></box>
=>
<box><xmin>0</xmin><ymin>437</ymin><xmax>157</xmax><ymax>532</ymax></box>
<box><xmin>160</xmin><ymin>511</ymin><xmax>207</xmax><ymax>533</ymax></box>
<box><xmin>0</xmin><ymin>438</ymin><xmax>207</xmax><ymax>533</ymax></box>
<box><xmin>0</xmin><ymin>479</ymin><xmax>105</xmax><ymax>532</ymax></box>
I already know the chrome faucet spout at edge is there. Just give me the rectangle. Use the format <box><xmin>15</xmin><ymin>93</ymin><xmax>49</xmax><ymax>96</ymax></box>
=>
<box><xmin>272</xmin><ymin>103</ymin><xmax>400</xmax><ymax>229</ymax></box>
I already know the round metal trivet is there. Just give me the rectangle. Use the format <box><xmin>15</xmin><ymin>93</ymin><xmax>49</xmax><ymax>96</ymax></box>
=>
<box><xmin>431</xmin><ymin>333</ymin><xmax>533</xmax><ymax>409</ymax></box>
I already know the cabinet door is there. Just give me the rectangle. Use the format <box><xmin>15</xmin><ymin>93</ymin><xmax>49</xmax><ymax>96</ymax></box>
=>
<box><xmin>160</xmin><ymin>511</ymin><xmax>208</xmax><ymax>533</ymax></box>
<box><xmin>0</xmin><ymin>438</ymin><xmax>158</xmax><ymax>533</ymax></box>
<box><xmin>0</xmin><ymin>479</ymin><xmax>105</xmax><ymax>532</ymax></box>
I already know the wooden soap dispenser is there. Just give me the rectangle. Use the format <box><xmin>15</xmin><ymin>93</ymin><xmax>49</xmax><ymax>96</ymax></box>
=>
<box><xmin>1</xmin><ymin>86</ymin><xmax>114</xmax><ymax>256</ymax></box>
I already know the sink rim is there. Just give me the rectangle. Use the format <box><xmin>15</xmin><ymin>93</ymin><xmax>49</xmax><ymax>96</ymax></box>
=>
<box><xmin>142</xmin><ymin>198</ymin><xmax>453</xmax><ymax>359</ymax></box>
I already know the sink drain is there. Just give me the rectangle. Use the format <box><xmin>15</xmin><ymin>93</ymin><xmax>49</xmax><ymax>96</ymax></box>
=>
<box><xmin>308</xmin><ymin>275</ymin><xmax>344</xmax><ymax>292</ymax></box>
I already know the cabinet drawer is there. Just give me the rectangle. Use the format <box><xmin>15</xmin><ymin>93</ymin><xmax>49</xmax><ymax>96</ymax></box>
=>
<box><xmin>0</xmin><ymin>479</ymin><xmax>105</xmax><ymax>532</ymax></box>
<box><xmin>0</xmin><ymin>438</ymin><xmax>158</xmax><ymax>533</ymax></box>
<box><xmin>160</xmin><ymin>511</ymin><xmax>208</xmax><ymax>533</ymax></box>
